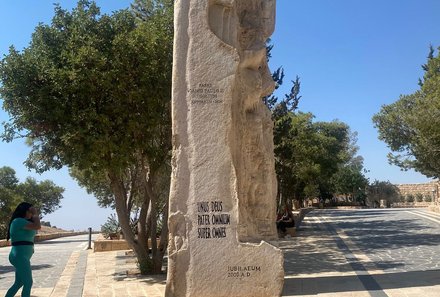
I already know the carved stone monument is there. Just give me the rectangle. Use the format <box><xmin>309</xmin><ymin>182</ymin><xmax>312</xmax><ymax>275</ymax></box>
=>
<box><xmin>166</xmin><ymin>1</ymin><xmax>283</xmax><ymax>296</ymax></box>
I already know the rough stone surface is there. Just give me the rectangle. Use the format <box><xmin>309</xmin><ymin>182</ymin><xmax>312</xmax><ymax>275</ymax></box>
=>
<box><xmin>166</xmin><ymin>1</ymin><xmax>283</xmax><ymax>296</ymax></box>
<box><xmin>396</xmin><ymin>181</ymin><xmax>439</xmax><ymax>201</ymax></box>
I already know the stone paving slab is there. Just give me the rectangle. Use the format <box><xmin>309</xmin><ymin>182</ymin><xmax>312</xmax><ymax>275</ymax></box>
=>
<box><xmin>82</xmin><ymin>250</ymin><xmax>166</xmax><ymax>297</ymax></box>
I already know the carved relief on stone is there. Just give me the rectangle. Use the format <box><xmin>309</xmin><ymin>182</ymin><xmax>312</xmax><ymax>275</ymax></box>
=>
<box><xmin>233</xmin><ymin>0</ymin><xmax>278</xmax><ymax>242</ymax></box>
<box><xmin>208</xmin><ymin>0</ymin><xmax>237</xmax><ymax>47</ymax></box>
<box><xmin>168</xmin><ymin>212</ymin><xmax>188</xmax><ymax>256</ymax></box>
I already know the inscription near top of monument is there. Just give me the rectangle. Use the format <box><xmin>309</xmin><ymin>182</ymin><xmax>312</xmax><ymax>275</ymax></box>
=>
<box><xmin>188</xmin><ymin>83</ymin><xmax>225</xmax><ymax>104</ymax></box>
<box><xmin>197</xmin><ymin>201</ymin><xmax>231</xmax><ymax>239</ymax></box>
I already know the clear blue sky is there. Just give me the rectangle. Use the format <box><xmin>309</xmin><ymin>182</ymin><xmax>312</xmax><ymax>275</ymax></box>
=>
<box><xmin>1</xmin><ymin>0</ymin><xmax>439</xmax><ymax>230</ymax></box>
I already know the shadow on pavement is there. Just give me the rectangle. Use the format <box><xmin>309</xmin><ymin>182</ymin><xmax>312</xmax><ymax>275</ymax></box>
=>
<box><xmin>37</xmin><ymin>239</ymin><xmax>86</xmax><ymax>245</ymax></box>
<box><xmin>329</xmin><ymin>219</ymin><xmax>440</xmax><ymax>251</ymax></box>
<box><xmin>0</xmin><ymin>264</ymin><xmax>53</xmax><ymax>274</ymax></box>
<box><xmin>316</xmin><ymin>209</ymin><xmax>440</xmax><ymax>252</ymax></box>
<box><xmin>283</xmin><ymin>269</ymin><xmax>440</xmax><ymax>295</ymax></box>
<box><xmin>281</xmin><ymin>235</ymin><xmax>406</xmax><ymax>276</ymax></box>
<box><xmin>138</xmin><ymin>275</ymin><xmax>166</xmax><ymax>285</ymax></box>
<box><xmin>114</xmin><ymin>272</ymin><xmax>166</xmax><ymax>285</ymax></box>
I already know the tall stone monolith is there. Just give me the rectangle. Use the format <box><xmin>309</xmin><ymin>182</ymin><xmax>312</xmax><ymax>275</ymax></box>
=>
<box><xmin>166</xmin><ymin>1</ymin><xmax>284</xmax><ymax>296</ymax></box>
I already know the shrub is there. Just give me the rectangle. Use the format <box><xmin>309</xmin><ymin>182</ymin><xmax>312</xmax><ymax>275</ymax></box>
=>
<box><xmin>424</xmin><ymin>194</ymin><xmax>433</xmax><ymax>202</ymax></box>
<box><xmin>41</xmin><ymin>221</ymin><xmax>51</xmax><ymax>227</ymax></box>
<box><xmin>405</xmin><ymin>194</ymin><xmax>415</xmax><ymax>203</ymax></box>
<box><xmin>101</xmin><ymin>214</ymin><xmax>121</xmax><ymax>239</ymax></box>
<box><xmin>415</xmin><ymin>193</ymin><xmax>424</xmax><ymax>202</ymax></box>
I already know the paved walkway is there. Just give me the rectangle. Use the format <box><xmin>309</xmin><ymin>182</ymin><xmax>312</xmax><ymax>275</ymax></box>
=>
<box><xmin>82</xmin><ymin>250</ymin><xmax>165</xmax><ymax>297</ymax></box>
<box><xmin>0</xmin><ymin>235</ymin><xmax>94</xmax><ymax>297</ymax></box>
<box><xmin>0</xmin><ymin>234</ymin><xmax>166</xmax><ymax>297</ymax></box>
<box><xmin>1</xmin><ymin>208</ymin><xmax>440</xmax><ymax>296</ymax></box>
<box><xmin>281</xmin><ymin>208</ymin><xmax>440</xmax><ymax>297</ymax></box>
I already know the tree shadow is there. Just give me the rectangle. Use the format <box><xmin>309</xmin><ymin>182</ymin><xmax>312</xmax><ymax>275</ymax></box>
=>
<box><xmin>282</xmin><ymin>209</ymin><xmax>440</xmax><ymax>295</ymax></box>
<box><xmin>281</xmin><ymin>209</ymin><xmax>440</xmax><ymax>276</ymax></box>
<box><xmin>0</xmin><ymin>264</ymin><xmax>53</xmax><ymax>274</ymax></box>
<box><xmin>280</xmin><ymin>235</ymin><xmax>406</xmax><ymax>276</ymax></box>
<box><xmin>112</xmin><ymin>251</ymin><xmax>167</xmax><ymax>284</ymax></box>
<box><xmin>283</xmin><ymin>269</ymin><xmax>440</xmax><ymax>295</ymax></box>
<box><xmin>312</xmin><ymin>209</ymin><xmax>440</xmax><ymax>251</ymax></box>
<box><xmin>114</xmin><ymin>270</ymin><xmax>166</xmax><ymax>285</ymax></box>
<box><xmin>326</xmin><ymin>214</ymin><xmax>440</xmax><ymax>251</ymax></box>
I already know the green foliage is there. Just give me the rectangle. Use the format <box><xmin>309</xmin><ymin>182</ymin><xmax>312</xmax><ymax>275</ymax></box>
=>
<box><xmin>0</xmin><ymin>0</ymin><xmax>173</xmax><ymax>174</ymax></box>
<box><xmin>367</xmin><ymin>180</ymin><xmax>400</xmax><ymax>204</ymax></box>
<box><xmin>415</xmin><ymin>193</ymin><xmax>424</xmax><ymax>202</ymax></box>
<box><xmin>69</xmin><ymin>166</ymin><xmax>115</xmax><ymax>208</ymax></box>
<box><xmin>272</xmin><ymin>106</ymin><xmax>363</xmax><ymax>207</ymax></box>
<box><xmin>16</xmin><ymin>178</ymin><xmax>64</xmax><ymax>215</ymax></box>
<box><xmin>265</xmin><ymin>50</ymin><xmax>367</xmax><ymax>209</ymax></box>
<box><xmin>405</xmin><ymin>194</ymin><xmax>415</xmax><ymax>203</ymax></box>
<box><xmin>101</xmin><ymin>213</ymin><xmax>121</xmax><ymax>239</ymax></box>
<box><xmin>41</xmin><ymin>221</ymin><xmax>52</xmax><ymax>227</ymax></box>
<box><xmin>0</xmin><ymin>167</ymin><xmax>19</xmax><ymax>189</ymax></box>
<box><xmin>0</xmin><ymin>166</ymin><xmax>64</xmax><ymax>239</ymax></box>
<box><xmin>424</xmin><ymin>194</ymin><xmax>433</xmax><ymax>202</ymax></box>
<box><xmin>331</xmin><ymin>161</ymin><xmax>369</xmax><ymax>204</ymax></box>
<box><xmin>373</xmin><ymin>46</ymin><xmax>440</xmax><ymax>178</ymax></box>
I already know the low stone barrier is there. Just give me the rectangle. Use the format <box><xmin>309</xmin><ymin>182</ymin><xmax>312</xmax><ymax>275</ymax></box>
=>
<box><xmin>0</xmin><ymin>240</ymin><xmax>10</xmax><ymax>248</ymax></box>
<box><xmin>292</xmin><ymin>208</ymin><xmax>313</xmax><ymax>229</ymax></box>
<box><xmin>35</xmin><ymin>231</ymin><xmax>88</xmax><ymax>242</ymax></box>
<box><xmin>391</xmin><ymin>203</ymin><xmax>432</xmax><ymax>208</ymax></box>
<box><xmin>0</xmin><ymin>231</ymin><xmax>89</xmax><ymax>248</ymax></box>
<box><xmin>93</xmin><ymin>239</ymin><xmax>130</xmax><ymax>252</ymax></box>
<box><xmin>428</xmin><ymin>205</ymin><xmax>440</xmax><ymax>214</ymax></box>
<box><xmin>93</xmin><ymin>238</ymin><xmax>161</xmax><ymax>252</ymax></box>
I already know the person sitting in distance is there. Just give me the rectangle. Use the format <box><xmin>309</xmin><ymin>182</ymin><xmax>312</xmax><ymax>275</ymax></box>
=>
<box><xmin>276</xmin><ymin>210</ymin><xmax>295</xmax><ymax>236</ymax></box>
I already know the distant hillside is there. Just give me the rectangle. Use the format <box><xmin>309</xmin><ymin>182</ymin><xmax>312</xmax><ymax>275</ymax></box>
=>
<box><xmin>39</xmin><ymin>225</ymin><xmax>69</xmax><ymax>235</ymax></box>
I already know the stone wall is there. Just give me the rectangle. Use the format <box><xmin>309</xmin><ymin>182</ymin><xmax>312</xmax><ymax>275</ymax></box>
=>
<box><xmin>93</xmin><ymin>238</ymin><xmax>161</xmax><ymax>252</ymax></box>
<box><xmin>0</xmin><ymin>231</ymin><xmax>88</xmax><ymax>248</ymax></box>
<box><xmin>395</xmin><ymin>180</ymin><xmax>439</xmax><ymax>203</ymax></box>
<box><xmin>428</xmin><ymin>204</ymin><xmax>440</xmax><ymax>213</ymax></box>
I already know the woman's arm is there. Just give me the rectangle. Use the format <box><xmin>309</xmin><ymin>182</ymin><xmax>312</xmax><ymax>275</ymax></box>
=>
<box><xmin>24</xmin><ymin>207</ymin><xmax>42</xmax><ymax>230</ymax></box>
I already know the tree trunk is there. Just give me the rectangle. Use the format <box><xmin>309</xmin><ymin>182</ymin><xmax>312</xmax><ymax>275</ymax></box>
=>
<box><xmin>155</xmin><ymin>200</ymin><xmax>169</xmax><ymax>272</ymax></box>
<box><xmin>108</xmin><ymin>170</ymin><xmax>152</xmax><ymax>274</ymax></box>
<box><xmin>145</xmin><ymin>177</ymin><xmax>166</xmax><ymax>274</ymax></box>
<box><xmin>107</xmin><ymin>163</ymin><xmax>170</xmax><ymax>275</ymax></box>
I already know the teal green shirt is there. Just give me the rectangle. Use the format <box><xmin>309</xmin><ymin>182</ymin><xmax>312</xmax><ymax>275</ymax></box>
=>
<box><xmin>10</xmin><ymin>218</ymin><xmax>36</xmax><ymax>242</ymax></box>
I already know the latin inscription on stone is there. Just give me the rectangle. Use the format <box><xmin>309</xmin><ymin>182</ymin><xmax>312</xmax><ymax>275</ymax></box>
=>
<box><xmin>197</xmin><ymin>201</ymin><xmax>231</xmax><ymax>239</ymax></box>
<box><xmin>188</xmin><ymin>83</ymin><xmax>225</xmax><ymax>104</ymax></box>
<box><xmin>227</xmin><ymin>266</ymin><xmax>262</xmax><ymax>278</ymax></box>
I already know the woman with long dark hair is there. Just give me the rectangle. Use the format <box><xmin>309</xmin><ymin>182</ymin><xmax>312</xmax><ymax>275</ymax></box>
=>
<box><xmin>5</xmin><ymin>202</ymin><xmax>41</xmax><ymax>297</ymax></box>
